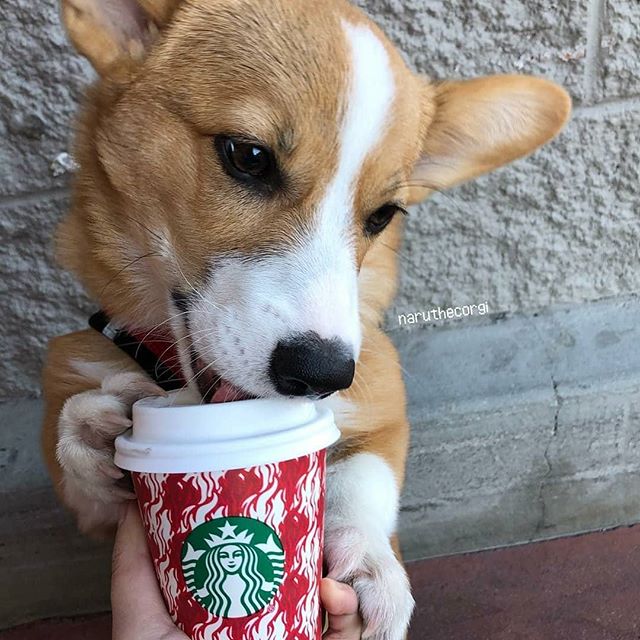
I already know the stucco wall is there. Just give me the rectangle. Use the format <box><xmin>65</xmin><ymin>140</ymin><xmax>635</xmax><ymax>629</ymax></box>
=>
<box><xmin>1</xmin><ymin>0</ymin><xmax>639</xmax><ymax>400</ymax></box>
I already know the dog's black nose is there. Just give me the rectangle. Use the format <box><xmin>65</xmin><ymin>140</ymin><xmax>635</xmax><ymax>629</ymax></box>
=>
<box><xmin>269</xmin><ymin>332</ymin><xmax>355</xmax><ymax>398</ymax></box>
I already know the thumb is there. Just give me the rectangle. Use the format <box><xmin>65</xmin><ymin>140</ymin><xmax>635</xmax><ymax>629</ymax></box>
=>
<box><xmin>321</xmin><ymin>578</ymin><xmax>362</xmax><ymax>638</ymax></box>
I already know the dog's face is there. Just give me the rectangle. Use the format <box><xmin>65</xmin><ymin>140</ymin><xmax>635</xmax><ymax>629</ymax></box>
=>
<box><xmin>60</xmin><ymin>0</ymin><xmax>570</xmax><ymax>401</ymax></box>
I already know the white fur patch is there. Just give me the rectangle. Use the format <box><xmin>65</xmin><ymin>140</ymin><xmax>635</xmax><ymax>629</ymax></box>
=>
<box><xmin>324</xmin><ymin>453</ymin><xmax>413</xmax><ymax>639</ymax></box>
<box><xmin>325</xmin><ymin>452</ymin><xmax>399</xmax><ymax>537</ymax></box>
<box><xmin>319</xmin><ymin>392</ymin><xmax>358</xmax><ymax>429</ymax></box>
<box><xmin>56</xmin><ymin>370</ymin><xmax>165</xmax><ymax>535</ymax></box>
<box><xmin>183</xmin><ymin>24</ymin><xmax>396</xmax><ymax>398</ymax></box>
<box><xmin>323</xmin><ymin>22</ymin><xmax>397</xmax><ymax>217</ymax></box>
<box><xmin>298</xmin><ymin>21</ymin><xmax>396</xmax><ymax>355</ymax></box>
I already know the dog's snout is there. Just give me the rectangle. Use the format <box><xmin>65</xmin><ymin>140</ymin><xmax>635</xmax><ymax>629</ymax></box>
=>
<box><xmin>269</xmin><ymin>332</ymin><xmax>355</xmax><ymax>398</ymax></box>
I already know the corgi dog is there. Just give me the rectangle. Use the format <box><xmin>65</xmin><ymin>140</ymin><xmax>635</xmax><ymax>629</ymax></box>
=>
<box><xmin>41</xmin><ymin>0</ymin><xmax>571</xmax><ymax>637</ymax></box>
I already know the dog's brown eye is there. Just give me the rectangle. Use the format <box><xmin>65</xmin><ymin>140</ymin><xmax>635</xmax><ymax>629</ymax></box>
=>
<box><xmin>224</xmin><ymin>138</ymin><xmax>269</xmax><ymax>175</ymax></box>
<box><xmin>215</xmin><ymin>135</ymin><xmax>279</xmax><ymax>192</ymax></box>
<box><xmin>365</xmin><ymin>204</ymin><xmax>407</xmax><ymax>236</ymax></box>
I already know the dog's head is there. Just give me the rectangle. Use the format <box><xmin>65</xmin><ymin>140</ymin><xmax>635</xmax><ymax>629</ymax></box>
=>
<box><xmin>59</xmin><ymin>0</ymin><xmax>570</xmax><ymax>402</ymax></box>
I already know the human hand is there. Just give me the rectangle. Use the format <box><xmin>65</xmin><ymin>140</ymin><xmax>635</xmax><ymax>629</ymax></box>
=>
<box><xmin>320</xmin><ymin>576</ymin><xmax>363</xmax><ymax>639</ymax></box>
<box><xmin>111</xmin><ymin>501</ymin><xmax>188</xmax><ymax>639</ymax></box>
<box><xmin>111</xmin><ymin>502</ymin><xmax>363</xmax><ymax>639</ymax></box>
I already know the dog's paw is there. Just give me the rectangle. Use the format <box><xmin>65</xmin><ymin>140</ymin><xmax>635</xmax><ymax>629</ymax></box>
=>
<box><xmin>325</xmin><ymin>525</ymin><xmax>414</xmax><ymax>640</ymax></box>
<box><xmin>57</xmin><ymin>372</ymin><xmax>166</xmax><ymax>530</ymax></box>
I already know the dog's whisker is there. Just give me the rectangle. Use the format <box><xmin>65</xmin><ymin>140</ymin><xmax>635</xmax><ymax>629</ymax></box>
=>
<box><xmin>353</xmin><ymin>367</ymin><xmax>374</xmax><ymax>407</ymax></box>
<box><xmin>171</xmin><ymin>260</ymin><xmax>226</xmax><ymax>315</ymax></box>
<box><xmin>99</xmin><ymin>252</ymin><xmax>161</xmax><ymax>298</ymax></box>
<box><xmin>132</xmin><ymin>311</ymin><xmax>194</xmax><ymax>360</ymax></box>
<box><xmin>152</xmin><ymin>327</ymin><xmax>214</xmax><ymax>363</ymax></box>
<box><xmin>195</xmin><ymin>370</ymin><xmax>225</xmax><ymax>405</ymax></box>
<box><xmin>137</xmin><ymin>310</ymin><xmax>191</xmax><ymax>340</ymax></box>
<box><xmin>158</xmin><ymin>329</ymin><xmax>230</xmax><ymax>388</ymax></box>
<box><xmin>379</xmin><ymin>241</ymin><xmax>404</xmax><ymax>259</ymax></box>
<box><xmin>120</xmin><ymin>213</ymin><xmax>170</xmax><ymax>247</ymax></box>
<box><xmin>180</xmin><ymin>350</ymin><xmax>227</xmax><ymax>390</ymax></box>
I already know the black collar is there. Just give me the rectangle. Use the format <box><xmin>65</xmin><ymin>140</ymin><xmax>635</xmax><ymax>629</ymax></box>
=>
<box><xmin>89</xmin><ymin>310</ymin><xmax>185</xmax><ymax>391</ymax></box>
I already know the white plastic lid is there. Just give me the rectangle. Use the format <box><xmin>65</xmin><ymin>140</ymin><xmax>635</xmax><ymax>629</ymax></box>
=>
<box><xmin>114</xmin><ymin>391</ymin><xmax>340</xmax><ymax>473</ymax></box>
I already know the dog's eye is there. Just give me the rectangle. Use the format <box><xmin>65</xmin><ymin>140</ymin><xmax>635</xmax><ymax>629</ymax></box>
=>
<box><xmin>215</xmin><ymin>135</ymin><xmax>278</xmax><ymax>191</ymax></box>
<box><xmin>223</xmin><ymin>138</ymin><xmax>270</xmax><ymax>176</ymax></box>
<box><xmin>365</xmin><ymin>204</ymin><xmax>407</xmax><ymax>236</ymax></box>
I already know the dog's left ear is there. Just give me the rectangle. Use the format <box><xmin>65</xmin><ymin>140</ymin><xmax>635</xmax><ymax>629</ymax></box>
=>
<box><xmin>61</xmin><ymin>0</ymin><xmax>181</xmax><ymax>76</ymax></box>
<box><xmin>407</xmin><ymin>75</ymin><xmax>571</xmax><ymax>203</ymax></box>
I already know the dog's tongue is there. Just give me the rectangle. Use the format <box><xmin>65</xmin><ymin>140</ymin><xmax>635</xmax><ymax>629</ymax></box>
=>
<box><xmin>210</xmin><ymin>380</ymin><xmax>251</xmax><ymax>404</ymax></box>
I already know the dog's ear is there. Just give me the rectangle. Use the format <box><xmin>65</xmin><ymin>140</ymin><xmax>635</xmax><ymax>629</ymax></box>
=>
<box><xmin>407</xmin><ymin>75</ymin><xmax>571</xmax><ymax>203</ymax></box>
<box><xmin>61</xmin><ymin>0</ymin><xmax>180</xmax><ymax>75</ymax></box>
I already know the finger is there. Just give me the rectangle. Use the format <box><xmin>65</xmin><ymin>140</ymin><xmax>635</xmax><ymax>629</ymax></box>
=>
<box><xmin>321</xmin><ymin>578</ymin><xmax>362</xmax><ymax>638</ymax></box>
<box><xmin>111</xmin><ymin>502</ymin><xmax>188</xmax><ymax>639</ymax></box>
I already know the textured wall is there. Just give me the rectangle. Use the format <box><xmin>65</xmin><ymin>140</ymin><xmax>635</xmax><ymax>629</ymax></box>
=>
<box><xmin>1</xmin><ymin>0</ymin><xmax>639</xmax><ymax>400</ymax></box>
<box><xmin>364</xmin><ymin>0</ymin><xmax>640</xmax><ymax>318</ymax></box>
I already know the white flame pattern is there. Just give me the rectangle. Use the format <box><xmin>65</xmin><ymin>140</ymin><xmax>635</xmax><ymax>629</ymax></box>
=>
<box><xmin>181</xmin><ymin>472</ymin><xmax>226</xmax><ymax>530</ymax></box>
<box><xmin>192</xmin><ymin>619</ymin><xmax>233</xmax><ymax>640</ymax></box>
<box><xmin>244</xmin><ymin>604</ymin><xmax>287</xmax><ymax>639</ymax></box>
<box><xmin>138</xmin><ymin>473</ymin><xmax>172</xmax><ymax>558</ymax></box>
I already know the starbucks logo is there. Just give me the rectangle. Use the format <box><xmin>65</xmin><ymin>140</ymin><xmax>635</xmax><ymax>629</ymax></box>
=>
<box><xmin>182</xmin><ymin>516</ymin><xmax>285</xmax><ymax>618</ymax></box>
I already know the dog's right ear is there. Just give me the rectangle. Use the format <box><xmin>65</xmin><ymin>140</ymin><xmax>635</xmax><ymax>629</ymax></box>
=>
<box><xmin>61</xmin><ymin>0</ymin><xmax>180</xmax><ymax>75</ymax></box>
<box><xmin>406</xmin><ymin>75</ymin><xmax>571</xmax><ymax>204</ymax></box>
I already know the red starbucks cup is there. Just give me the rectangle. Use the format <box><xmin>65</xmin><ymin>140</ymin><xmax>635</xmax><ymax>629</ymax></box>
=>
<box><xmin>114</xmin><ymin>393</ymin><xmax>340</xmax><ymax>640</ymax></box>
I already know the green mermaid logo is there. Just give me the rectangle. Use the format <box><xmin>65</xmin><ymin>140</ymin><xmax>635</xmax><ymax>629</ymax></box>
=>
<box><xmin>182</xmin><ymin>516</ymin><xmax>285</xmax><ymax>618</ymax></box>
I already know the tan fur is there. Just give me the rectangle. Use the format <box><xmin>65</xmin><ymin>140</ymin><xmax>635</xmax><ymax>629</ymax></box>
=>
<box><xmin>44</xmin><ymin>0</ymin><xmax>570</xmax><ymax>635</ymax></box>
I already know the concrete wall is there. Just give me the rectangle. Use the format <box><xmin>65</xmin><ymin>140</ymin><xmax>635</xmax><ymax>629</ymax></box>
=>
<box><xmin>1</xmin><ymin>0</ymin><xmax>639</xmax><ymax>401</ymax></box>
